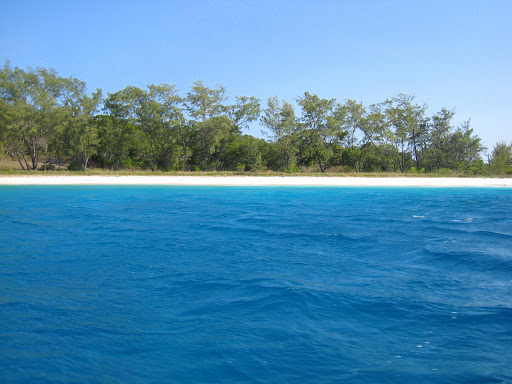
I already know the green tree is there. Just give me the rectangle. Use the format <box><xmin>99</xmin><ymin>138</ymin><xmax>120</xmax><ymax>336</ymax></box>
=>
<box><xmin>447</xmin><ymin>120</ymin><xmax>483</xmax><ymax>171</ymax></box>
<box><xmin>106</xmin><ymin>85</ymin><xmax>169</xmax><ymax>171</ymax></box>
<box><xmin>385</xmin><ymin>94</ymin><xmax>426</xmax><ymax>172</ymax></box>
<box><xmin>150</xmin><ymin>84</ymin><xmax>186</xmax><ymax>170</ymax></box>
<box><xmin>222</xmin><ymin>134</ymin><xmax>266</xmax><ymax>171</ymax></box>
<box><xmin>426</xmin><ymin>108</ymin><xmax>455</xmax><ymax>171</ymax></box>
<box><xmin>261</xmin><ymin>97</ymin><xmax>298</xmax><ymax>171</ymax></box>
<box><xmin>103</xmin><ymin>90</ymin><xmax>140</xmax><ymax>169</ymax></box>
<box><xmin>0</xmin><ymin>63</ymin><xmax>67</xmax><ymax>170</ymax></box>
<box><xmin>186</xmin><ymin>81</ymin><xmax>228</xmax><ymax>170</ymax></box>
<box><xmin>214</xmin><ymin>95</ymin><xmax>260</xmax><ymax>170</ymax></box>
<box><xmin>355</xmin><ymin>103</ymin><xmax>389</xmax><ymax>172</ymax></box>
<box><xmin>297</xmin><ymin>92</ymin><xmax>344</xmax><ymax>172</ymax></box>
<box><xmin>489</xmin><ymin>142</ymin><xmax>512</xmax><ymax>174</ymax></box>
<box><xmin>63</xmin><ymin>78</ymin><xmax>102</xmax><ymax>171</ymax></box>
<box><xmin>342</xmin><ymin>99</ymin><xmax>365</xmax><ymax>170</ymax></box>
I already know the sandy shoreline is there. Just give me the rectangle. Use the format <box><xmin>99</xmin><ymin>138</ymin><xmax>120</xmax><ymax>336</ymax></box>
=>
<box><xmin>0</xmin><ymin>175</ymin><xmax>511</xmax><ymax>187</ymax></box>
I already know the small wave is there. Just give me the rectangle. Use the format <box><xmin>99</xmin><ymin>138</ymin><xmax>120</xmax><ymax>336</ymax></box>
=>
<box><xmin>422</xmin><ymin>247</ymin><xmax>512</xmax><ymax>274</ymax></box>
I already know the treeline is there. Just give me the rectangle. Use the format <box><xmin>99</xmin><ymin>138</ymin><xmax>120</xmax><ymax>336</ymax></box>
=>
<box><xmin>1</xmin><ymin>62</ymin><xmax>511</xmax><ymax>174</ymax></box>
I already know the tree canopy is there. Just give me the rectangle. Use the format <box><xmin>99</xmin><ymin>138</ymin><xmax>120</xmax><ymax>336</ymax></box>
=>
<box><xmin>1</xmin><ymin>62</ymin><xmax>508</xmax><ymax>175</ymax></box>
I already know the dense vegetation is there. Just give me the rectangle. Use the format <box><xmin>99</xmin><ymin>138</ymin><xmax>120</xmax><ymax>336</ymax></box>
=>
<box><xmin>1</xmin><ymin>62</ymin><xmax>510</xmax><ymax>175</ymax></box>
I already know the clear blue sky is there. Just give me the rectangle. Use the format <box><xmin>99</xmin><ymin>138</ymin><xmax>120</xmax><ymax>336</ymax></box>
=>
<box><xmin>1</xmin><ymin>0</ymin><xmax>510</xmax><ymax>151</ymax></box>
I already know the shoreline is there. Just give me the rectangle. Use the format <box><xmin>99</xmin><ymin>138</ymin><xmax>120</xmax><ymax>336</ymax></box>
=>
<box><xmin>0</xmin><ymin>176</ymin><xmax>511</xmax><ymax>187</ymax></box>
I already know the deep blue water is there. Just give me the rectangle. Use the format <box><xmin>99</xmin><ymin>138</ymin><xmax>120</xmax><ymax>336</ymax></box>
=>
<box><xmin>0</xmin><ymin>186</ymin><xmax>511</xmax><ymax>383</ymax></box>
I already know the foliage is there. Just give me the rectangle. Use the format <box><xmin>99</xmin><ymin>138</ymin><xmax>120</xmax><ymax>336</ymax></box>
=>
<box><xmin>488</xmin><ymin>142</ymin><xmax>512</xmax><ymax>175</ymax></box>
<box><xmin>1</xmin><ymin>61</ymin><xmax>505</xmax><ymax>175</ymax></box>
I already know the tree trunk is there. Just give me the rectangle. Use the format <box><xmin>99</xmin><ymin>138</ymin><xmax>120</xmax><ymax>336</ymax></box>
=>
<box><xmin>31</xmin><ymin>140</ymin><xmax>39</xmax><ymax>170</ymax></box>
<box><xmin>216</xmin><ymin>141</ymin><xmax>227</xmax><ymax>171</ymax></box>
<box><xmin>22</xmin><ymin>137</ymin><xmax>38</xmax><ymax>170</ymax></box>
<box><xmin>412</xmin><ymin>128</ymin><xmax>420</xmax><ymax>169</ymax></box>
<box><xmin>400</xmin><ymin>139</ymin><xmax>405</xmax><ymax>172</ymax></box>
<box><xmin>15</xmin><ymin>151</ymin><xmax>26</xmax><ymax>170</ymax></box>
<box><xmin>147</xmin><ymin>136</ymin><xmax>156</xmax><ymax>172</ymax></box>
<box><xmin>164</xmin><ymin>152</ymin><xmax>169</xmax><ymax>170</ymax></box>
<box><xmin>82</xmin><ymin>152</ymin><xmax>89</xmax><ymax>172</ymax></box>
<box><xmin>179</xmin><ymin>136</ymin><xmax>189</xmax><ymax>171</ymax></box>
<box><xmin>56</xmin><ymin>148</ymin><xmax>61</xmax><ymax>169</ymax></box>
<box><xmin>315</xmin><ymin>147</ymin><xmax>325</xmax><ymax>172</ymax></box>
<box><xmin>200</xmin><ymin>134</ymin><xmax>206</xmax><ymax>171</ymax></box>
<box><xmin>357</xmin><ymin>147</ymin><xmax>365</xmax><ymax>172</ymax></box>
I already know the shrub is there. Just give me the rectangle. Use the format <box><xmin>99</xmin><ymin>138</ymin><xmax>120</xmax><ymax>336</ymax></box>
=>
<box><xmin>118</xmin><ymin>157</ymin><xmax>133</xmax><ymax>169</ymax></box>
<box><xmin>285</xmin><ymin>164</ymin><xmax>302</xmax><ymax>173</ymax></box>
<box><xmin>39</xmin><ymin>163</ymin><xmax>56</xmax><ymax>171</ymax></box>
<box><xmin>67</xmin><ymin>162</ymin><xmax>83</xmax><ymax>171</ymax></box>
<box><xmin>438</xmin><ymin>168</ymin><xmax>455</xmax><ymax>175</ymax></box>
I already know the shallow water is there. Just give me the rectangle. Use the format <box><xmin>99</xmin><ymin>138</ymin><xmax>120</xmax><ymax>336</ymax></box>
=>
<box><xmin>1</xmin><ymin>186</ymin><xmax>511</xmax><ymax>383</ymax></box>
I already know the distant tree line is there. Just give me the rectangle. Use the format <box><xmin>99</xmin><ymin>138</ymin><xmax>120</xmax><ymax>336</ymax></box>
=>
<box><xmin>1</xmin><ymin>62</ymin><xmax>510</xmax><ymax>174</ymax></box>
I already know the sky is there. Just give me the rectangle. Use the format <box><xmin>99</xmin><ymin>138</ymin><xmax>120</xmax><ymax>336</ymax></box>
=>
<box><xmin>1</xmin><ymin>0</ymin><xmax>510</xmax><ymax>152</ymax></box>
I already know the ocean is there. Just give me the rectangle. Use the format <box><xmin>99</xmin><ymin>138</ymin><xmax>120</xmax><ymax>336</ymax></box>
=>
<box><xmin>1</xmin><ymin>186</ymin><xmax>511</xmax><ymax>383</ymax></box>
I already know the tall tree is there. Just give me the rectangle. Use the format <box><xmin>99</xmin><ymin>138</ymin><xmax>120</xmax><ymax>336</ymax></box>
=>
<box><xmin>355</xmin><ymin>103</ymin><xmax>389</xmax><ymax>172</ymax></box>
<box><xmin>131</xmin><ymin>87</ymin><xmax>163</xmax><ymax>172</ymax></box>
<box><xmin>0</xmin><ymin>63</ymin><xmax>67</xmax><ymax>170</ymax></box>
<box><xmin>342</xmin><ymin>99</ymin><xmax>365</xmax><ymax>170</ymax></box>
<box><xmin>62</xmin><ymin>77</ymin><xmax>102</xmax><ymax>171</ymax></box>
<box><xmin>488</xmin><ymin>142</ymin><xmax>512</xmax><ymax>174</ymax></box>
<box><xmin>150</xmin><ymin>84</ymin><xmax>186</xmax><ymax>170</ymax></box>
<box><xmin>385</xmin><ymin>94</ymin><xmax>425</xmax><ymax>172</ymax></box>
<box><xmin>427</xmin><ymin>108</ymin><xmax>455</xmax><ymax>171</ymax></box>
<box><xmin>214</xmin><ymin>96</ymin><xmax>260</xmax><ymax>170</ymax></box>
<box><xmin>261</xmin><ymin>97</ymin><xmax>298</xmax><ymax>171</ymax></box>
<box><xmin>447</xmin><ymin>120</ymin><xmax>483</xmax><ymax>171</ymax></box>
<box><xmin>340</xmin><ymin>99</ymin><xmax>366</xmax><ymax>171</ymax></box>
<box><xmin>103</xmin><ymin>89</ymin><xmax>140</xmax><ymax>170</ymax></box>
<box><xmin>186</xmin><ymin>81</ymin><xmax>227</xmax><ymax>170</ymax></box>
<box><xmin>297</xmin><ymin>92</ymin><xmax>344</xmax><ymax>172</ymax></box>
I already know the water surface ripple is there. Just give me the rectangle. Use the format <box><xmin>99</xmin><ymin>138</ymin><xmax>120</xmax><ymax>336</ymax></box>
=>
<box><xmin>1</xmin><ymin>186</ymin><xmax>511</xmax><ymax>383</ymax></box>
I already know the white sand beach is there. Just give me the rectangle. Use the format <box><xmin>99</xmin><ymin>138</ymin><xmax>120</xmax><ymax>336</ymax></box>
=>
<box><xmin>0</xmin><ymin>175</ymin><xmax>511</xmax><ymax>187</ymax></box>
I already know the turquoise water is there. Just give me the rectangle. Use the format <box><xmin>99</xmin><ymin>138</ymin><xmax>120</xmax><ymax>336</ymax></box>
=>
<box><xmin>1</xmin><ymin>186</ymin><xmax>511</xmax><ymax>383</ymax></box>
